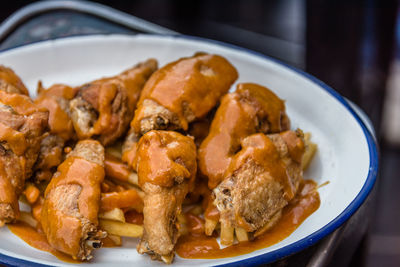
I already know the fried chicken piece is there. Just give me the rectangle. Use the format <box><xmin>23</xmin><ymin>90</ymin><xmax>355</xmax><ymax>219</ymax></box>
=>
<box><xmin>35</xmin><ymin>83</ymin><xmax>78</xmax><ymax>141</ymax></box>
<box><xmin>131</xmin><ymin>53</ymin><xmax>238</xmax><ymax>134</ymax></box>
<box><xmin>69</xmin><ymin>59</ymin><xmax>157</xmax><ymax>146</ymax></box>
<box><xmin>122</xmin><ymin>53</ymin><xmax>237</xmax><ymax>166</ymax></box>
<box><xmin>199</xmin><ymin>83</ymin><xmax>290</xmax><ymax>189</ymax></box>
<box><xmin>0</xmin><ymin>65</ymin><xmax>29</xmax><ymax>95</ymax></box>
<box><xmin>33</xmin><ymin>134</ymin><xmax>65</xmax><ymax>182</ymax></box>
<box><xmin>134</xmin><ymin>131</ymin><xmax>197</xmax><ymax>263</ymax></box>
<box><xmin>0</xmin><ymin>91</ymin><xmax>48</xmax><ymax>225</ymax></box>
<box><xmin>41</xmin><ymin>140</ymin><xmax>106</xmax><ymax>260</ymax></box>
<box><xmin>214</xmin><ymin>130</ymin><xmax>304</xmax><ymax>233</ymax></box>
<box><xmin>33</xmin><ymin>84</ymin><xmax>79</xmax><ymax>182</ymax></box>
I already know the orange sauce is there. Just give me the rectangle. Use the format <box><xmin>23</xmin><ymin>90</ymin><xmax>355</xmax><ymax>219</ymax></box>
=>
<box><xmin>135</xmin><ymin>131</ymin><xmax>197</xmax><ymax>187</ymax></box>
<box><xmin>7</xmin><ymin>222</ymin><xmax>80</xmax><ymax>263</ymax></box>
<box><xmin>133</xmin><ymin>54</ymin><xmax>238</xmax><ymax>131</ymax></box>
<box><xmin>104</xmin><ymin>153</ymin><xmax>132</xmax><ymax>183</ymax></box>
<box><xmin>125</xmin><ymin>210</ymin><xmax>144</xmax><ymax>225</ymax></box>
<box><xmin>198</xmin><ymin>83</ymin><xmax>290</xmax><ymax>189</ymax></box>
<box><xmin>34</xmin><ymin>84</ymin><xmax>77</xmax><ymax>140</ymax></box>
<box><xmin>102</xmin><ymin>236</ymin><xmax>121</xmax><ymax>248</ymax></box>
<box><xmin>0</xmin><ymin>123</ymin><xmax>27</xmax><ymax>156</ymax></box>
<box><xmin>0</xmin><ymin>65</ymin><xmax>29</xmax><ymax>95</ymax></box>
<box><xmin>0</xmin><ymin>90</ymin><xmax>47</xmax><ymax>115</ymax></box>
<box><xmin>41</xmin><ymin>152</ymin><xmax>105</xmax><ymax>259</ymax></box>
<box><xmin>176</xmin><ymin>179</ymin><xmax>320</xmax><ymax>259</ymax></box>
<box><xmin>101</xmin><ymin>189</ymin><xmax>143</xmax><ymax>212</ymax></box>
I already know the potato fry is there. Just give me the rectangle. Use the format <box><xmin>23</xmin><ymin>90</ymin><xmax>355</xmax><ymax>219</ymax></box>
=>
<box><xmin>23</xmin><ymin>183</ymin><xmax>40</xmax><ymax>204</ymax></box>
<box><xmin>105</xmin><ymin>153</ymin><xmax>138</xmax><ymax>185</ymax></box>
<box><xmin>177</xmin><ymin>213</ymin><xmax>188</xmax><ymax>236</ymax></box>
<box><xmin>105</xmin><ymin>143</ymin><xmax>122</xmax><ymax>159</ymax></box>
<box><xmin>99</xmin><ymin>208</ymin><xmax>125</xmax><ymax>222</ymax></box>
<box><xmin>220</xmin><ymin>222</ymin><xmax>234</xmax><ymax>246</ymax></box>
<box><xmin>101</xmin><ymin>189</ymin><xmax>143</xmax><ymax>212</ymax></box>
<box><xmin>99</xmin><ymin>219</ymin><xmax>143</xmax><ymax>237</ymax></box>
<box><xmin>128</xmin><ymin>172</ymin><xmax>138</xmax><ymax>185</ymax></box>
<box><xmin>161</xmin><ymin>254</ymin><xmax>174</xmax><ymax>264</ymax></box>
<box><xmin>19</xmin><ymin>211</ymin><xmax>37</xmax><ymax>228</ymax></box>
<box><xmin>188</xmin><ymin>205</ymin><xmax>203</xmax><ymax>216</ymax></box>
<box><xmin>108</xmin><ymin>234</ymin><xmax>122</xmax><ymax>246</ymax></box>
<box><xmin>205</xmin><ymin>218</ymin><xmax>218</xmax><ymax>236</ymax></box>
<box><xmin>254</xmin><ymin>210</ymin><xmax>282</xmax><ymax>237</ymax></box>
<box><xmin>302</xmin><ymin>132</ymin><xmax>317</xmax><ymax>170</ymax></box>
<box><xmin>235</xmin><ymin>227</ymin><xmax>249</xmax><ymax>242</ymax></box>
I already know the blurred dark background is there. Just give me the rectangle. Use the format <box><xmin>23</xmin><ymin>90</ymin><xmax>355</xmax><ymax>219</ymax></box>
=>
<box><xmin>0</xmin><ymin>0</ymin><xmax>399</xmax><ymax>266</ymax></box>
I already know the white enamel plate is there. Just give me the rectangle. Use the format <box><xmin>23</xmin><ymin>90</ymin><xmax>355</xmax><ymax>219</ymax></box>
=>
<box><xmin>0</xmin><ymin>35</ymin><xmax>377</xmax><ymax>267</ymax></box>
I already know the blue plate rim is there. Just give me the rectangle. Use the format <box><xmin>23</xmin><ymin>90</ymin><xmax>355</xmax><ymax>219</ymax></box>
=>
<box><xmin>0</xmin><ymin>33</ymin><xmax>379</xmax><ymax>267</ymax></box>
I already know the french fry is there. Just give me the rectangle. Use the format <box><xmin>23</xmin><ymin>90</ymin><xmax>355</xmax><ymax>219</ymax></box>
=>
<box><xmin>99</xmin><ymin>208</ymin><xmax>125</xmax><ymax>222</ymax></box>
<box><xmin>220</xmin><ymin>222</ymin><xmax>234</xmax><ymax>246</ymax></box>
<box><xmin>19</xmin><ymin>211</ymin><xmax>37</xmax><ymax>228</ymax></box>
<box><xmin>128</xmin><ymin>172</ymin><xmax>138</xmax><ymax>185</ymax></box>
<box><xmin>177</xmin><ymin>213</ymin><xmax>188</xmax><ymax>236</ymax></box>
<box><xmin>205</xmin><ymin>218</ymin><xmax>218</xmax><ymax>236</ymax></box>
<box><xmin>254</xmin><ymin>210</ymin><xmax>282</xmax><ymax>237</ymax></box>
<box><xmin>108</xmin><ymin>234</ymin><xmax>122</xmax><ymax>246</ymax></box>
<box><xmin>235</xmin><ymin>227</ymin><xmax>249</xmax><ymax>242</ymax></box>
<box><xmin>23</xmin><ymin>183</ymin><xmax>40</xmax><ymax>204</ymax></box>
<box><xmin>161</xmin><ymin>254</ymin><xmax>174</xmax><ymax>264</ymax></box>
<box><xmin>302</xmin><ymin>132</ymin><xmax>317</xmax><ymax>170</ymax></box>
<box><xmin>101</xmin><ymin>189</ymin><xmax>143</xmax><ymax>212</ymax></box>
<box><xmin>99</xmin><ymin>219</ymin><xmax>143</xmax><ymax>237</ymax></box>
<box><xmin>105</xmin><ymin>153</ymin><xmax>138</xmax><ymax>185</ymax></box>
<box><xmin>188</xmin><ymin>205</ymin><xmax>203</xmax><ymax>216</ymax></box>
<box><xmin>105</xmin><ymin>143</ymin><xmax>123</xmax><ymax>159</ymax></box>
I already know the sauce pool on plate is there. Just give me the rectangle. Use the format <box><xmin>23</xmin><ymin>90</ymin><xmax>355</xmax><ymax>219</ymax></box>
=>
<box><xmin>176</xmin><ymin>179</ymin><xmax>320</xmax><ymax>259</ymax></box>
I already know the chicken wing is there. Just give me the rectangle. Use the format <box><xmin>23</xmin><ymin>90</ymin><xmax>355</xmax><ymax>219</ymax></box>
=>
<box><xmin>69</xmin><ymin>59</ymin><xmax>157</xmax><ymax>145</ymax></box>
<box><xmin>41</xmin><ymin>140</ymin><xmax>106</xmax><ymax>260</ymax></box>
<box><xmin>199</xmin><ymin>83</ymin><xmax>290</xmax><ymax>189</ymax></box>
<box><xmin>33</xmin><ymin>84</ymin><xmax>78</xmax><ymax>182</ymax></box>
<box><xmin>35</xmin><ymin>83</ymin><xmax>78</xmax><ymax>141</ymax></box>
<box><xmin>122</xmin><ymin>53</ymin><xmax>237</xmax><ymax>166</ymax></box>
<box><xmin>0</xmin><ymin>65</ymin><xmax>29</xmax><ymax>95</ymax></box>
<box><xmin>214</xmin><ymin>130</ymin><xmax>304</xmax><ymax>233</ymax></box>
<box><xmin>0</xmin><ymin>91</ymin><xmax>48</xmax><ymax>225</ymax></box>
<box><xmin>131</xmin><ymin>53</ymin><xmax>237</xmax><ymax>134</ymax></box>
<box><xmin>133</xmin><ymin>131</ymin><xmax>197</xmax><ymax>263</ymax></box>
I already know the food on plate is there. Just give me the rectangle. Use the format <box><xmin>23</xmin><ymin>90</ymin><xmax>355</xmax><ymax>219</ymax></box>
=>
<box><xmin>132</xmin><ymin>53</ymin><xmax>237</xmax><ymax>134</ymax></box>
<box><xmin>214</xmin><ymin>131</ymin><xmax>304</xmax><ymax>245</ymax></box>
<box><xmin>134</xmin><ymin>131</ymin><xmax>197</xmax><ymax>263</ymax></box>
<box><xmin>0</xmin><ymin>65</ymin><xmax>29</xmax><ymax>95</ymax></box>
<box><xmin>1</xmin><ymin>54</ymin><xmax>320</xmax><ymax>265</ymax></box>
<box><xmin>33</xmin><ymin>84</ymin><xmax>78</xmax><ymax>182</ymax></box>
<box><xmin>0</xmin><ymin>90</ymin><xmax>48</xmax><ymax>225</ymax></box>
<box><xmin>122</xmin><ymin>53</ymin><xmax>238</xmax><ymax>166</ymax></box>
<box><xmin>199</xmin><ymin>83</ymin><xmax>290</xmax><ymax>189</ymax></box>
<box><xmin>41</xmin><ymin>140</ymin><xmax>106</xmax><ymax>260</ymax></box>
<box><xmin>69</xmin><ymin>59</ymin><xmax>157</xmax><ymax>145</ymax></box>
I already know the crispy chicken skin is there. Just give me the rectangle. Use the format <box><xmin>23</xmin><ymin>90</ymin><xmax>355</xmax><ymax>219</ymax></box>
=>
<box><xmin>131</xmin><ymin>53</ymin><xmax>238</xmax><ymax>134</ymax></box>
<box><xmin>33</xmin><ymin>134</ymin><xmax>65</xmax><ymax>182</ymax></box>
<box><xmin>133</xmin><ymin>131</ymin><xmax>197</xmax><ymax>263</ymax></box>
<box><xmin>214</xmin><ymin>130</ymin><xmax>304</xmax><ymax>232</ymax></box>
<box><xmin>35</xmin><ymin>83</ymin><xmax>78</xmax><ymax>141</ymax></box>
<box><xmin>0</xmin><ymin>65</ymin><xmax>29</xmax><ymax>95</ymax></box>
<box><xmin>69</xmin><ymin>59</ymin><xmax>157</xmax><ymax>146</ymax></box>
<box><xmin>199</xmin><ymin>83</ymin><xmax>290</xmax><ymax>189</ymax></box>
<box><xmin>122</xmin><ymin>53</ymin><xmax>237</xmax><ymax>167</ymax></box>
<box><xmin>0</xmin><ymin>91</ymin><xmax>48</xmax><ymax>225</ymax></box>
<box><xmin>33</xmin><ymin>84</ymin><xmax>79</xmax><ymax>182</ymax></box>
<box><xmin>41</xmin><ymin>140</ymin><xmax>106</xmax><ymax>260</ymax></box>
